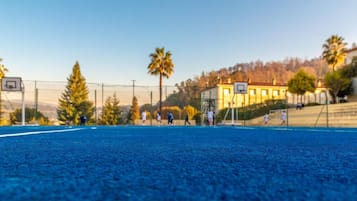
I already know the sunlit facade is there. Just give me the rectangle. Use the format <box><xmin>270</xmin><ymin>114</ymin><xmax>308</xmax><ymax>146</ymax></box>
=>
<box><xmin>345</xmin><ymin>46</ymin><xmax>357</xmax><ymax>64</ymax></box>
<box><xmin>201</xmin><ymin>81</ymin><xmax>329</xmax><ymax>114</ymax></box>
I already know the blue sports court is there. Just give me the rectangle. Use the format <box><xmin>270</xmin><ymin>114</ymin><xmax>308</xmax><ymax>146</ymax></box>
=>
<box><xmin>0</xmin><ymin>126</ymin><xmax>356</xmax><ymax>200</ymax></box>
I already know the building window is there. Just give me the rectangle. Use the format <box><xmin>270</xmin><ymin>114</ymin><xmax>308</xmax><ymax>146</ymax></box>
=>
<box><xmin>249</xmin><ymin>89</ymin><xmax>256</xmax><ymax>96</ymax></box>
<box><xmin>262</xmin><ymin>89</ymin><xmax>268</xmax><ymax>96</ymax></box>
<box><xmin>273</xmin><ymin>90</ymin><xmax>279</xmax><ymax>96</ymax></box>
<box><xmin>223</xmin><ymin>88</ymin><xmax>231</xmax><ymax>108</ymax></box>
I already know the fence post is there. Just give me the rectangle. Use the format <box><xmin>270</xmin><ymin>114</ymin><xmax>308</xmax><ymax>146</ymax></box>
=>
<box><xmin>95</xmin><ymin>90</ymin><xmax>97</xmax><ymax>125</ymax></box>
<box><xmin>325</xmin><ymin>91</ymin><xmax>329</xmax><ymax>127</ymax></box>
<box><xmin>150</xmin><ymin>91</ymin><xmax>152</xmax><ymax>126</ymax></box>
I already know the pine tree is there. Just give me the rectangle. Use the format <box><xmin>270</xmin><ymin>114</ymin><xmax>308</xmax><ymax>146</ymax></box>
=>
<box><xmin>57</xmin><ymin>61</ymin><xmax>94</xmax><ymax>125</ymax></box>
<box><xmin>100</xmin><ymin>93</ymin><xmax>122</xmax><ymax>125</ymax></box>
<box><xmin>128</xmin><ymin>96</ymin><xmax>140</xmax><ymax>124</ymax></box>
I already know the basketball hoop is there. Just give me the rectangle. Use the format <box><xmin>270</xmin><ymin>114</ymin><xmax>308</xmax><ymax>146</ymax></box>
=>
<box><xmin>234</xmin><ymin>82</ymin><xmax>248</xmax><ymax>94</ymax></box>
<box><xmin>1</xmin><ymin>77</ymin><xmax>22</xmax><ymax>91</ymax></box>
<box><xmin>1</xmin><ymin>77</ymin><xmax>25</xmax><ymax>125</ymax></box>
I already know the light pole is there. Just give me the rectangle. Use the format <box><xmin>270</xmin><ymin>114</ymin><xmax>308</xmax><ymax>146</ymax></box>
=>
<box><xmin>324</xmin><ymin>90</ymin><xmax>329</xmax><ymax>127</ymax></box>
<box><xmin>132</xmin><ymin>80</ymin><xmax>136</xmax><ymax>98</ymax></box>
<box><xmin>285</xmin><ymin>90</ymin><xmax>289</xmax><ymax>127</ymax></box>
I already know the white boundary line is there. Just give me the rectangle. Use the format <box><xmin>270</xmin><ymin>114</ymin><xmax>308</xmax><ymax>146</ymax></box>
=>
<box><xmin>0</xmin><ymin>128</ymin><xmax>84</xmax><ymax>138</ymax></box>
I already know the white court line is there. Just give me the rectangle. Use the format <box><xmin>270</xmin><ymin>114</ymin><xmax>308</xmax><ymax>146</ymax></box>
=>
<box><xmin>334</xmin><ymin>129</ymin><xmax>356</xmax><ymax>133</ymax></box>
<box><xmin>271</xmin><ymin>128</ymin><xmax>293</xmax><ymax>131</ymax></box>
<box><xmin>271</xmin><ymin>128</ymin><xmax>356</xmax><ymax>133</ymax></box>
<box><xmin>0</xmin><ymin>128</ymin><xmax>84</xmax><ymax>138</ymax></box>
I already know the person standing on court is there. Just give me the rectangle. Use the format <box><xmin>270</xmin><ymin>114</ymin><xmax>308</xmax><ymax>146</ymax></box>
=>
<box><xmin>212</xmin><ymin>112</ymin><xmax>216</xmax><ymax>125</ymax></box>
<box><xmin>263</xmin><ymin>113</ymin><xmax>270</xmax><ymax>125</ymax></box>
<box><xmin>281</xmin><ymin>110</ymin><xmax>287</xmax><ymax>125</ymax></box>
<box><xmin>156</xmin><ymin>112</ymin><xmax>161</xmax><ymax>125</ymax></box>
<box><xmin>80</xmin><ymin>115</ymin><xmax>87</xmax><ymax>126</ymax></box>
<box><xmin>169</xmin><ymin>112</ymin><xmax>174</xmax><ymax>125</ymax></box>
<box><xmin>141</xmin><ymin>110</ymin><xmax>147</xmax><ymax>125</ymax></box>
<box><xmin>184</xmin><ymin>114</ymin><xmax>191</xmax><ymax>125</ymax></box>
<box><xmin>207</xmin><ymin>110</ymin><xmax>214</xmax><ymax>126</ymax></box>
<box><xmin>167</xmin><ymin>111</ymin><xmax>172</xmax><ymax>125</ymax></box>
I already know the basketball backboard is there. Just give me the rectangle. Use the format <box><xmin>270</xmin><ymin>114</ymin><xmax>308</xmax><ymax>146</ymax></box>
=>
<box><xmin>1</xmin><ymin>77</ymin><xmax>22</xmax><ymax>91</ymax></box>
<box><xmin>234</xmin><ymin>82</ymin><xmax>248</xmax><ymax>94</ymax></box>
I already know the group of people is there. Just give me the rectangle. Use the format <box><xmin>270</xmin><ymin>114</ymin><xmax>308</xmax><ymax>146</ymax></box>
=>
<box><xmin>141</xmin><ymin>111</ymin><xmax>171</xmax><ymax>125</ymax></box>
<box><xmin>296</xmin><ymin>103</ymin><xmax>304</xmax><ymax>110</ymax></box>
<box><xmin>263</xmin><ymin>110</ymin><xmax>286</xmax><ymax>125</ymax></box>
<box><xmin>141</xmin><ymin>111</ymin><xmax>191</xmax><ymax>126</ymax></box>
<box><xmin>85</xmin><ymin>109</ymin><xmax>288</xmax><ymax>126</ymax></box>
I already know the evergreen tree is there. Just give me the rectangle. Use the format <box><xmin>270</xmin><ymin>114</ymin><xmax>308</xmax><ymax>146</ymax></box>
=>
<box><xmin>128</xmin><ymin>96</ymin><xmax>140</xmax><ymax>124</ymax></box>
<box><xmin>57</xmin><ymin>61</ymin><xmax>94</xmax><ymax>125</ymax></box>
<box><xmin>100</xmin><ymin>93</ymin><xmax>122</xmax><ymax>125</ymax></box>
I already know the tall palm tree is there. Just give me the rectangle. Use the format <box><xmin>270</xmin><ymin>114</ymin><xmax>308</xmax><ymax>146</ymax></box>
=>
<box><xmin>322</xmin><ymin>35</ymin><xmax>347</xmax><ymax>71</ymax></box>
<box><xmin>148</xmin><ymin>47</ymin><xmax>174</xmax><ymax>113</ymax></box>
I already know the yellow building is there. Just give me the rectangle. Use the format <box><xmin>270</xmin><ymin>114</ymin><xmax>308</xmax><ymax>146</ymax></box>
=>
<box><xmin>201</xmin><ymin>80</ymin><xmax>328</xmax><ymax>114</ymax></box>
<box><xmin>345</xmin><ymin>46</ymin><xmax>357</xmax><ymax>64</ymax></box>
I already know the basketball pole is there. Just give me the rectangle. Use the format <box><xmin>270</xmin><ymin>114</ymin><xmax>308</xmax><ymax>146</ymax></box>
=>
<box><xmin>21</xmin><ymin>81</ymin><xmax>25</xmax><ymax>126</ymax></box>
<box><xmin>232</xmin><ymin>82</ymin><xmax>248</xmax><ymax>126</ymax></box>
<box><xmin>231</xmin><ymin>94</ymin><xmax>235</xmax><ymax>125</ymax></box>
<box><xmin>1</xmin><ymin>77</ymin><xmax>25</xmax><ymax>125</ymax></box>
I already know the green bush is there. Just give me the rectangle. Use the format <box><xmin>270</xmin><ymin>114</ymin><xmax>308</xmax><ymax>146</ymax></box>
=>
<box><xmin>216</xmin><ymin>99</ymin><xmax>287</xmax><ymax>122</ymax></box>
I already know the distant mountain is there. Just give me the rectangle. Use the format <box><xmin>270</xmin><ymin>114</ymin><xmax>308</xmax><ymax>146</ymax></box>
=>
<box><xmin>1</xmin><ymin>99</ymin><xmax>58</xmax><ymax>120</ymax></box>
<box><xmin>0</xmin><ymin>100</ymin><xmax>131</xmax><ymax>121</ymax></box>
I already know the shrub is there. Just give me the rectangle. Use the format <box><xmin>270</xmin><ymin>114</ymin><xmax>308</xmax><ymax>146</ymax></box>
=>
<box><xmin>216</xmin><ymin>99</ymin><xmax>287</xmax><ymax>122</ymax></box>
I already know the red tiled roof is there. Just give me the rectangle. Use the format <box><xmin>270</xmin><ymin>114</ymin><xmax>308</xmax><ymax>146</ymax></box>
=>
<box><xmin>219</xmin><ymin>82</ymin><xmax>287</xmax><ymax>86</ymax></box>
<box><xmin>248</xmin><ymin>82</ymin><xmax>286</xmax><ymax>86</ymax></box>
<box><xmin>216</xmin><ymin>81</ymin><xmax>325</xmax><ymax>88</ymax></box>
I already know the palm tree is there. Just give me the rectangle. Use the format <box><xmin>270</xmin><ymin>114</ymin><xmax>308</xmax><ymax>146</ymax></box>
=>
<box><xmin>322</xmin><ymin>35</ymin><xmax>347</xmax><ymax>71</ymax></box>
<box><xmin>147</xmin><ymin>47</ymin><xmax>174</xmax><ymax>113</ymax></box>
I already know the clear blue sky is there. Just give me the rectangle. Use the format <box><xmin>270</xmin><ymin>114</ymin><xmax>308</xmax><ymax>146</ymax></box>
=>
<box><xmin>1</xmin><ymin>0</ymin><xmax>357</xmax><ymax>86</ymax></box>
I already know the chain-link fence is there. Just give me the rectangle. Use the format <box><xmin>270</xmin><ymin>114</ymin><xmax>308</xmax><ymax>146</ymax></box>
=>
<box><xmin>0</xmin><ymin>80</ymin><xmax>176</xmax><ymax>123</ymax></box>
<box><xmin>2</xmin><ymin>80</ymin><xmax>357</xmax><ymax>127</ymax></box>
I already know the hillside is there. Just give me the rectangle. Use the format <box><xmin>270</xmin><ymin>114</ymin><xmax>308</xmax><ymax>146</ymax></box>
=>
<box><xmin>1</xmin><ymin>100</ymin><xmax>58</xmax><ymax>120</ymax></box>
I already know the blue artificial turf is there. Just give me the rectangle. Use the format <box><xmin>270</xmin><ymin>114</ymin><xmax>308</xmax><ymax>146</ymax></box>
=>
<box><xmin>0</xmin><ymin>126</ymin><xmax>356</xmax><ymax>201</ymax></box>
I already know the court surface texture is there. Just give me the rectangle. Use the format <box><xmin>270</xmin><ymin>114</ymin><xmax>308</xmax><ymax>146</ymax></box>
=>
<box><xmin>0</xmin><ymin>126</ymin><xmax>356</xmax><ymax>201</ymax></box>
